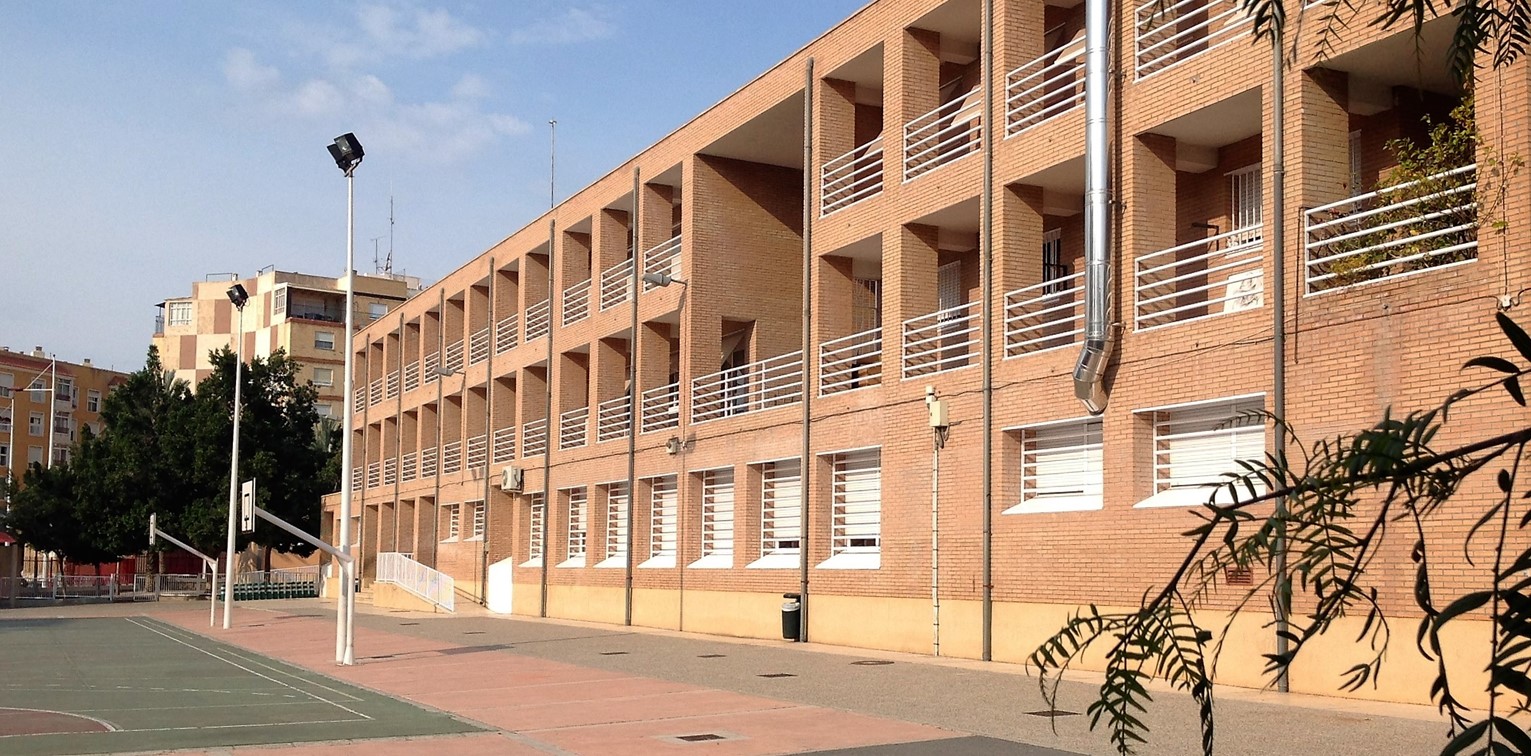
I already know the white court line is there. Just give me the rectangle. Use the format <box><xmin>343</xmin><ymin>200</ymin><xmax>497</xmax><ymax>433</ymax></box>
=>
<box><xmin>124</xmin><ymin>618</ymin><xmax>373</xmax><ymax>722</ymax></box>
<box><xmin>134</xmin><ymin>618</ymin><xmax>366</xmax><ymax>704</ymax></box>
<box><xmin>0</xmin><ymin>706</ymin><xmax>119</xmax><ymax>732</ymax></box>
<box><xmin>0</xmin><ymin>718</ymin><xmax>367</xmax><ymax>739</ymax></box>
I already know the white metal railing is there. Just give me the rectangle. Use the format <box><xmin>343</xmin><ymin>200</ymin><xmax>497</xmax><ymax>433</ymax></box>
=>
<box><xmin>368</xmin><ymin>378</ymin><xmax>383</xmax><ymax>406</ymax></box>
<box><xmin>493</xmin><ymin>426</ymin><xmax>516</xmax><ymax>463</ymax></box>
<box><xmin>1006</xmin><ymin>38</ymin><xmax>1086</xmax><ymax>137</ymax></box>
<box><xmin>902</xmin><ymin>300</ymin><xmax>981</xmax><ymax>378</ymax></box>
<box><xmin>442</xmin><ymin>440</ymin><xmax>462</xmax><ymax>475</ymax></box>
<box><xmin>562</xmin><ymin>279</ymin><xmax>592</xmax><ymax>326</ymax></box>
<box><xmin>469</xmin><ymin>326</ymin><xmax>490</xmax><ymax>365</ymax></box>
<box><xmin>419</xmin><ymin>446</ymin><xmax>438</xmax><ymax>478</ymax></box>
<box><xmin>351</xmin><ymin>466</ymin><xmax>362</xmax><ymax>490</ymax></box>
<box><xmin>1005</xmin><ymin>271</ymin><xmax>1085</xmax><ymax>357</ymax></box>
<box><xmin>819</xmin><ymin>327</ymin><xmax>882</xmax><ymax>396</ymax></box>
<box><xmin>1304</xmin><ymin>164</ymin><xmax>1478</xmax><ymax>294</ymax></box>
<box><xmin>692</xmin><ymin>351</ymin><xmax>803</xmax><ymax>423</ymax></box>
<box><xmin>600</xmin><ymin>258</ymin><xmax>635</xmax><ymax>310</ymax></box>
<box><xmin>495</xmin><ymin>314</ymin><xmax>519</xmax><ymax>354</ymax></box>
<box><xmin>366</xmin><ymin>462</ymin><xmax>381</xmax><ymax>489</ymax></box>
<box><xmin>1135</xmin><ymin>0</ymin><xmax>1254</xmax><ymax>79</ymax></box>
<box><xmin>526</xmin><ymin>300</ymin><xmax>551</xmax><ymax>341</ymax></box>
<box><xmin>559</xmin><ymin>406</ymin><xmax>589</xmax><ymax>449</ymax></box>
<box><xmin>596</xmin><ymin>394</ymin><xmax>632</xmax><ymax>442</ymax></box>
<box><xmin>402</xmin><ymin>451</ymin><xmax>418</xmax><ymax>482</ymax></box>
<box><xmin>1135</xmin><ymin>225</ymin><xmax>1265</xmax><ymax>330</ymax></box>
<box><xmin>354</xmin><ymin>386</ymin><xmax>366</xmax><ymax>410</ymax></box>
<box><xmin>403</xmin><ymin>361</ymin><xmax>420</xmax><ymax>393</ymax></box>
<box><xmin>376</xmin><ymin>552</ymin><xmax>454</xmax><ymax>612</ymax></box>
<box><xmin>443</xmin><ymin>339</ymin><xmax>464</xmax><ymax>374</ymax></box>
<box><xmin>466</xmin><ymin>433</ymin><xmax>488</xmax><ymax>470</ymax></box>
<box><xmin>385</xmin><ymin>370</ymin><xmax>400</xmax><ymax>400</ymax></box>
<box><xmin>904</xmin><ymin>89</ymin><xmax>981</xmax><ymax>181</ymax></box>
<box><xmin>522</xmin><ymin>418</ymin><xmax>548</xmax><ymax>457</ymax></box>
<box><xmin>643</xmin><ymin>235</ymin><xmax>682</xmax><ymax>290</ymax></box>
<box><xmin>641</xmin><ymin>382</ymin><xmax>680</xmax><ymax>433</ymax></box>
<box><xmin>821</xmin><ymin>138</ymin><xmax>884</xmax><ymax>216</ymax></box>
<box><xmin>422</xmin><ymin>351</ymin><xmax>441</xmax><ymax>381</ymax></box>
<box><xmin>382</xmin><ymin>457</ymin><xmax>398</xmax><ymax>486</ymax></box>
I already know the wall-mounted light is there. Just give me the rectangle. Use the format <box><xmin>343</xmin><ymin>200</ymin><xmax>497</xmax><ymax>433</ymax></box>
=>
<box><xmin>643</xmin><ymin>271</ymin><xmax>687</xmax><ymax>288</ymax></box>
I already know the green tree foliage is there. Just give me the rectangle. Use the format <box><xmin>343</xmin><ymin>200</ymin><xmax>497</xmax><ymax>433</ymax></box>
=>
<box><xmin>4</xmin><ymin>460</ymin><xmax>119</xmax><ymax>571</ymax></box>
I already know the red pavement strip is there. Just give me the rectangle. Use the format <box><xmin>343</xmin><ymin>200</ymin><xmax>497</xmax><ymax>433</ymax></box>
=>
<box><xmin>0</xmin><ymin>708</ymin><xmax>114</xmax><ymax>737</ymax></box>
<box><xmin>161</xmin><ymin>609</ymin><xmax>963</xmax><ymax>755</ymax></box>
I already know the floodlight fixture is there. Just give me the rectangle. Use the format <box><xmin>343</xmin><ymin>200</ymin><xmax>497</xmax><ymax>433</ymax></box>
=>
<box><xmin>226</xmin><ymin>284</ymin><xmax>249</xmax><ymax>309</ymax></box>
<box><xmin>328</xmin><ymin>133</ymin><xmax>365</xmax><ymax>175</ymax></box>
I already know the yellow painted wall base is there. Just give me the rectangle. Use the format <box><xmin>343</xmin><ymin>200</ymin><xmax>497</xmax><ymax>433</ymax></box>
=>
<box><xmin>682</xmin><ymin>590</ymin><xmax>790</xmax><ymax>640</ymax></box>
<box><xmin>372</xmin><ymin>582</ymin><xmax>449</xmax><ymax>613</ymax></box>
<box><xmin>632</xmin><ymin>588</ymin><xmax>680</xmax><ymax>630</ymax></box>
<box><xmin>547</xmin><ymin>584</ymin><xmax>627</xmax><ymax>625</ymax></box>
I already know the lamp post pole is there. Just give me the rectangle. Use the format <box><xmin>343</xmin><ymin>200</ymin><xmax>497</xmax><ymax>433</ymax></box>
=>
<box><xmin>223</xmin><ymin>285</ymin><xmax>247</xmax><ymax>630</ymax></box>
<box><xmin>329</xmin><ymin>132</ymin><xmax>363</xmax><ymax>666</ymax></box>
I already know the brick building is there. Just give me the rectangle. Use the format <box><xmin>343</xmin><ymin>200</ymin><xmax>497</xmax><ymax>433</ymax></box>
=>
<box><xmin>327</xmin><ymin>0</ymin><xmax>1527</xmax><ymax>706</ymax></box>
<box><xmin>154</xmin><ymin>268</ymin><xmax>417</xmax><ymax>417</ymax></box>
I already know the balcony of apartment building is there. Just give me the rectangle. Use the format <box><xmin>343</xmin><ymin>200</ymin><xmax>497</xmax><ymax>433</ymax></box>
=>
<box><xmin>441</xmin><ymin>295</ymin><xmax>466</xmax><ymax>375</ymax></box>
<box><xmin>899</xmin><ymin>0</ymin><xmax>984</xmax><ymax>184</ymax></box>
<box><xmin>558</xmin><ymin>228</ymin><xmax>595</xmax><ymax>330</ymax></box>
<box><xmin>638</xmin><ymin>322</ymin><xmax>681</xmax><ymax>435</ymax></box>
<box><xmin>463</xmin><ymin>385</ymin><xmax>488</xmax><ymax>476</ymax></box>
<box><xmin>897</xmin><ymin>202</ymin><xmax>983</xmax><ymax>380</ymax></box>
<box><xmin>520</xmin><ymin>365</ymin><xmax>550</xmax><ymax>459</ymax></box>
<box><xmin>439</xmin><ymin>393</ymin><xmax>464</xmax><ymax>477</ymax></box>
<box><xmin>490</xmin><ymin>375</ymin><xmax>517</xmax><ymax>467</ymax></box>
<box><xmin>399</xmin><ymin>409</ymin><xmax>420</xmax><ymax>486</ymax></box>
<box><xmin>466</xmin><ymin>277</ymin><xmax>492</xmax><ymax>369</ymax></box>
<box><xmin>523</xmin><ymin>251</ymin><xmax>553</xmax><ymax>344</ymax></box>
<box><xmin>691</xmin><ymin>320</ymin><xmax>805</xmax><ymax>424</ymax></box>
<box><xmin>1129</xmin><ymin>89</ymin><xmax>1266</xmax><ymax>332</ymax></box>
<box><xmin>555</xmin><ymin>350</ymin><xmax>590</xmax><ymax>451</ymax></box>
<box><xmin>590</xmin><ymin>205</ymin><xmax>636</xmax><ymax>316</ymax></box>
<box><xmin>400</xmin><ymin>318</ymin><xmax>423</xmax><ymax>396</ymax></box>
<box><xmin>817</xmin><ymin>237</ymin><xmax>885</xmax><ymax>398</ymax></box>
<box><xmin>493</xmin><ymin>262</ymin><xmax>521</xmax><ymax>357</ymax></box>
<box><xmin>1131</xmin><ymin>0</ymin><xmax>1252</xmax><ymax>81</ymax></box>
<box><xmin>818</xmin><ymin>46</ymin><xmax>886</xmax><ymax>219</ymax></box>
<box><xmin>1003</xmin><ymin>0</ymin><xmax>1086</xmax><ymax>143</ymax></box>
<box><xmin>591</xmin><ymin>337</ymin><xmax>633</xmax><ymax>444</ymax></box>
<box><xmin>1296</xmin><ymin>20</ymin><xmax>1476</xmax><ymax>298</ymax></box>
<box><xmin>1001</xmin><ymin>173</ymin><xmax>1088</xmax><ymax>360</ymax></box>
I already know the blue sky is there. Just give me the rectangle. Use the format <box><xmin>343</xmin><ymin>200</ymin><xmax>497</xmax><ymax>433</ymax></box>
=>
<box><xmin>0</xmin><ymin>1</ymin><xmax>866</xmax><ymax>372</ymax></box>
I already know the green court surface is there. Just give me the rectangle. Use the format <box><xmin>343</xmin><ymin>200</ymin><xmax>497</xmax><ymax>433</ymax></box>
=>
<box><xmin>0</xmin><ymin>616</ymin><xmax>480</xmax><ymax>755</ymax></box>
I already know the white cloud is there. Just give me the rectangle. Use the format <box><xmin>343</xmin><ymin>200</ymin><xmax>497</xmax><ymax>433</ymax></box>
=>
<box><xmin>356</xmin><ymin>3</ymin><xmax>485</xmax><ymax>60</ymax></box>
<box><xmin>450</xmin><ymin>73</ymin><xmax>489</xmax><ymax>100</ymax></box>
<box><xmin>223</xmin><ymin>48</ymin><xmax>280</xmax><ymax>91</ymax></box>
<box><xmin>508</xmin><ymin>7</ymin><xmax>615</xmax><ymax>45</ymax></box>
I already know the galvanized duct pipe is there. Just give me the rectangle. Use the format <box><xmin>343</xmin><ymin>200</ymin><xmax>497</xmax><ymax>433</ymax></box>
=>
<box><xmin>1072</xmin><ymin>0</ymin><xmax>1116</xmax><ymax>414</ymax></box>
<box><xmin>798</xmin><ymin>57</ymin><xmax>815</xmax><ymax>643</ymax></box>
<box><xmin>540</xmin><ymin>218</ymin><xmax>555</xmax><ymax>618</ymax></box>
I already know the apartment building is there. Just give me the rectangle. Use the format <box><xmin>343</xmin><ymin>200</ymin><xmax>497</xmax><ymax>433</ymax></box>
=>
<box><xmin>0</xmin><ymin>346</ymin><xmax>128</xmax><ymax>483</ymax></box>
<box><xmin>154</xmin><ymin>268</ymin><xmax>418</xmax><ymax>416</ymax></box>
<box><xmin>328</xmin><ymin>0</ymin><xmax>1527</xmax><ymax>706</ymax></box>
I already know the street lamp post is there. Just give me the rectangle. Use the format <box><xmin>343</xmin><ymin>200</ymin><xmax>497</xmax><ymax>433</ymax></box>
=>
<box><xmin>328</xmin><ymin>132</ymin><xmax>364</xmax><ymax>666</ymax></box>
<box><xmin>223</xmin><ymin>282</ymin><xmax>249</xmax><ymax>630</ymax></box>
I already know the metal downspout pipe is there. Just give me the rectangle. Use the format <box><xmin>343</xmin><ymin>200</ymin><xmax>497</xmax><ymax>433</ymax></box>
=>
<box><xmin>481</xmin><ymin>255</ymin><xmax>496</xmax><ymax>606</ymax></box>
<box><xmin>1073</xmin><ymin>0</ymin><xmax>1117</xmax><ymax>414</ymax></box>
<box><xmin>798</xmin><ymin>58</ymin><xmax>815</xmax><ymax>644</ymax></box>
<box><xmin>540</xmin><ymin>219</ymin><xmax>556</xmax><ymax>618</ymax></box>
<box><xmin>1270</xmin><ymin>30</ymin><xmax>1290</xmax><ymax>694</ymax></box>
<box><xmin>625</xmin><ymin>167</ymin><xmax>641</xmax><ymax>627</ymax></box>
<box><xmin>980</xmin><ymin>0</ymin><xmax>996</xmax><ymax>662</ymax></box>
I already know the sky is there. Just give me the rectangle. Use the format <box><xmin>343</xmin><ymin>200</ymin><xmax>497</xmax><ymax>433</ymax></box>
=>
<box><xmin>0</xmin><ymin>1</ymin><xmax>867</xmax><ymax>373</ymax></box>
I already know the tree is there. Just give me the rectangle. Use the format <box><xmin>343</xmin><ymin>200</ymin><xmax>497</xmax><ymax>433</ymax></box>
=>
<box><xmin>3</xmin><ymin>461</ymin><xmax>118</xmax><ymax>573</ymax></box>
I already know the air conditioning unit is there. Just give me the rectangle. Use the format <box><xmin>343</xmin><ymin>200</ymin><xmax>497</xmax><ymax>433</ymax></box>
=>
<box><xmin>501</xmin><ymin>466</ymin><xmax>525</xmax><ymax>493</ymax></box>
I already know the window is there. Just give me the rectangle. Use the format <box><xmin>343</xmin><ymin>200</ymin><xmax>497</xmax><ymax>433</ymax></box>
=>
<box><xmin>561</xmin><ymin>488</ymin><xmax>587</xmax><ymax>566</ymax></box>
<box><xmin>55</xmin><ymin>378</ymin><xmax>72</xmax><ymax>403</ymax></box>
<box><xmin>937</xmin><ymin>261</ymin><xmax>963</xmax><ymax>313</ymax></box>
<box><xmin>27</xmin><ymin>446</ymin><xmax>42</xmax><ymax>466</ymax></box>
<box><xmin>443</xmin><ymin>503</ymin><xmax>461</xmax><ymax>541</ymax></box>
<box><xmin>54</xmin><ymin>411</ymin><xmax>71</xmax><ymax>436</ymax></box>
<box><xmin>0</xmin><ymin>409</ymin><xmax>9</xmax><ymax>433</ymax></box>
<box><xmin>523</xmin><ymin>493</ymin><xmax>545</xmax><ymax>566</ymax></box>
<box><xmin>1229</xmin><ymin>165</ymin><xmax>1263</xmax><ymax>244</ymax></box>
<box><xmin>751</xmin><ymin>459</ymin><xmax>801</xmax><ymax>568</ymax></box>
<box><xmin>29</xmin><ymin>380</ymin><xmax>46</xmax><ymax>402</ymax></box>
<box><xmin>350</xmin><ymin>515</ymin><xmax>360</xmax><ymax>547</ymax></box>
<box><xmin>1349</xmin><ymin>130</ymin><xmax>1364</xmax><ymax>192</ymax></box>
<box><xmin>313</xmin><ymin>367</ymin><xmax>335</xmax><ymax>387</ymax></box>
<box><xmin>315</xmin><ymin>404</ymin><xmax>333</xmax><ymax>418</ymax></box>
<box><xmin>52</xmin><ymin>445</ymin><xmax>68</xmax><ymax>465</ymax></box>
<box><xmin>369</xmin><ymin>302</ymin><xmax>388</xmax><ymax>320</ymax></box>
<box><xmin>469</xmin><ymin>500</ymin><xmax>486</xmax><ymax>540</ymax></box>
<box><xmin>691</xmin><ymin>468</ymin><xmax>734</xmax><ymax>568</ymax></box>
<box><xmin>0</xmin><ymin>443</ymin><xmax>8</xmax><ymax>468</ymax></box>
<box><xmin>315</xmin><ymin>332</ymin><xmax>336</xmax><ymax>351</ymax></box>
<box><xmin>852</xmin><ymin>278</ymin><xmax>882</xmax><ymax>331</ymax></box>
<box><xmin>642</xmin><ymin>476</ymin><xmax>678</xmax><ymax>568</ymax></box>
<box><xmin>598</xmin><ymin>482</ymin><xmax>628</xmax><ymax>568</ymax></box>
<box><xmin>86</xmin><ymin>390</ymin><xmax>101</xmax><ymax>413</ymax></box>
<box><xmin>29</xmin><ymin>413</ymin><xmax>43</xmax><ymax>437</ymax></box>
<box><xmin>273</xmin><ymin>286</ymin><xmax>288</xmax><ymax>318</ymax></box>
<box><xmin>820</xmin><ymin>449</ymin><xmax>881</xmax><ymax>569</ymax></box>
<box><xmin>1005</xmin><ymin>417</ymin><xmax>1104</xmax><ymax>514</ymax></box>
<box><xmin>0</xmin><ymin>372</ymin><xmax>11</xmax><ymax>398</ymax></box>
<box><xmin>1137</xmin><ymin>395</ymin><xmax>1266</xmax><ymax>508</ymax></box>
<box><xmin>1042</xmin><ymin>229</ymin><xmax>1066</xmax><ymax>293</ymax></box>
<box><xmin>167</xmin><ymin>301</ymin><xmax>193</xmax><ymax>326</ymax></box>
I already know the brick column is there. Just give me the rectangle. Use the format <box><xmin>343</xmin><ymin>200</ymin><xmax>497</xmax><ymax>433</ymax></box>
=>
<box><xmin>593</xmin><ymin>207</ymin><xmax>631</xmax><ymax>285</ymax></box>
<box><xmin>816</xmin><ymin>77</ymin><xmax>858</xmax><ymax>214</ymax></box>
<box><xmin>883</xmin><ymin>223</ymin><xmax>941</xmax><ymax>379</ymax></box>
<box><xmin>993</xmin><ymin>183</ymin><xmax>1047</xmax><ymax>354</ymax></box>
<box><xmin>886</xmin><ymin>27</ymin><xmax>942</xmax><ymax>189</ymax></box>
<box><xmin>1124</xmin><ymin>133</ymin><xmax>1179</xmax><ymax>327</ymax></box>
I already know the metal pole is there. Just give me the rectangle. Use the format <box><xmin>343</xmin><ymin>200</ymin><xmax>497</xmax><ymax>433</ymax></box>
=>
<box><xmin>625</xmin><ymin>167</ymin><xmax>641</xmax><ymax>627</ymax></box>
<box><xmin>338</xmin><ymin>168</ymin><xmax>358</xmax><ymax>665</ymax></box>
<box><xmin>540</xmin><ymin>218</ymin><xmax>556</xmax><ymax>618</ymax></box>
<box><xmin>549</xmin><ymin>120</ymin><xmax>558</xmax><ymax>209</ymax></box>
<box><xmin>45</xmin><ymin>360</ymin><xmax>56</xmax><ymax>470</ymax></box>
<box><xmin>980</xmin><ymin>0</ymin><xmax>995</xmax><ymax>662</ymax></box>
<box><xmin>797</xmin><ymin>58</ymin><xmax>815</xmax><ymax>643</ymax></box>
<box><xmin>1270</xmin><ymin>29</ymin><xmax>1290</xmax><ymax>694</ymax></box>
<box><xmin>222</xmin><ymin>302</ymin><xmax>244</xmax><ymax>630</ymax></box>
<box><xmin>481</xmin><ymin>255</ymin><xmax>496</xmax><ymax>606</ymax></box>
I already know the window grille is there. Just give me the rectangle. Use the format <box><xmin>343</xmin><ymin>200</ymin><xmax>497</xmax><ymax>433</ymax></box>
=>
<box><xmin>470</xmin><ymin>500</ymin><xmax>486</xmax><ymax>539</ymax></box>
<box><xmin>605</xmin><ymin>482</ymin><xmax>628</xmax><ymax>559</ymax></box>
<box><xmin>445</xmin><ymin>503</ymin><xmax>461</xmax><ymax>540</ymax></box>
<box><xmin>1042</xmin><ymin>229</ymin><xmax>1067</xmax><ymax>293</ymax></box>
<box><xmin>0</xmin><ymin>409</ymin><xmax>9</xmax><ymax>434</ymax></box>
<box><xmin>1229</xmin><ymin>165</ymin><xmax>1263</xmax><ymax>244</ymax></box>
<box><xmin>1349</xmin><ymin>130</ymin><xmax>1364</xmax><ymax>193</ymax></box>
<box><xmin>527</xmin><ymin>493</ymin><xmax>545</xmax><ymax>561</ymax></box>
<box><xmin>1018</xmin><ymin>418</ymin><xmax>1103</xmax><ymax>511</ymax></box>
<box><xmin>761</xmin><ymin>459</ymin><xmax>802</xmax><ymax>555</ymax></box>
<box><xmin>0</xmin><ymin>444</ymin><xmax>7</xmax><ymax>468</ymax></box>
<box><xmin>830</xmin><ymin>450</ymin><xmax>880</xmax><ymax>554</ymax></box>
<box><xmin>167</xmin><ymin>301</ymin><xmax>192</xmax><ymax>326</ymax></box>
<box><xmin>273</xmin><ymin>286</ymin><xmax>288</xmax><ymax>317</ymax></box>
<box><xmin>852</xmin><ymin>278</ymin><xmax>883</xmax><ymax>331</ymax></box>
<box><xmin>565</xmin><ymin>488</ymin><xmax>587</xmax><ymax>559</ymax></box>
<box><xmin>937</xmin><ymin>261</ymin><xmax>963</xmax><ymax>315</ymax></box>
<box><xmin>86</xmin><ymin>390</ymin><xmax>101</xmax><ymax>412</ymax></box>
<box><xmin>701</xmin><ymin>469</ymin><xmax>735</xmax><ymax>558</ymax></box>
<box><xmin>1152</xmin><ymin>397</ymin><xmax>1265</xmax><ymax>494</ymax></box>
<box><xmin>0</xmin><ymin>372</ymin><xmax>12</xmax><ymax>398</ymax></box>
<box><xmin>649</xmin><ymin>475</ymin><xmax>678</xmax><ymax>559</ymax></box>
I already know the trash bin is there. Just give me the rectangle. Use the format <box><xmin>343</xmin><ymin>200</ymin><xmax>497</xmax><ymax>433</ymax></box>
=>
<box><xmin>781</xmin><ymin>593</ymin><xmax>801</xmax><ymax>641</ymax></box>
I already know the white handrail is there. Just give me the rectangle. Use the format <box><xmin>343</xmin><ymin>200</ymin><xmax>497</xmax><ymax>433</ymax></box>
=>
<box><xmin>1134</xmin><ymin>0</ymin><xmax>1254</xmax><ymax>78</ymax></box>
<box><xmin>366</xmin><ymin>461</ymin><xmax>381</xmax><ymax>488</ymax></box>
<box><xmin>596</xmin><ymin>394</ymin><xmax>632</xmax><ymax>442</ymax></box>
<box><xmin>903</xmin><ymin>88</ymin><xmax>981</xmax><ymax>181</ymax></box>
<box><xmin>559</xmin><ymin>406</ymin><xmax>589</xmax><ymax>449</ymax></box>
<box><xmin>495</xmin><ymin>313</ymin><xmax>519</xmax><ymax>354</ymax></box>
<box><xmin>901</xmin><ymin>300</ymin><xmax>981</xmax><ymax>378</ymax></box>
<box><xmin>368</xmin><ymin>378</ymin><xmax>383</xmax><ymax>406</ymax></box>
<box><xmin>640</xmin><ymin>382</ymin><xmax>680</xmax><ymax>433</ymax></box>
<box><xmin>402</xmin><ymin>451</ymin><xmax>418</xmax><ymax>482</ymax></box>
<box><xmin>522</xmin><ymin>418</ymin><xmax>548</xmax><ymax>457</ymax></box>
<box><xmin>492</xmin><ymin>426</ymin><xmax>516</xmax><ymax>464</ymax></box>
<box><xmin>1005</xmin><ymin>38</ymin><xmax>1086</xmax><ymax>136</ymax></box>
<box><xmin>1134</xmin><ymin>225</ymin><xmax>1265</xmax><ymax>330</ymax></box>
<box><xmin>382</xmin><ymin>457</ymin><xmax>397</xmax><ymax>486</ymax></box>
<box><xmin>525</xmin><ymin>300</ymin><xmax>551</xmax><ymax>341</ymax></box>
<box><xmin>402</xmin><ymin>361</ymin><xmax>420</xmax><ymax>393</ymax></box>
<box><xmin>692</xmin><ymin>351</ymin><xmax>803</xmax><ymax>424</ymax></box>
<box><xmin>562</xmin><ymin>279</ymin><xmax>592</xmax><ymax>326</ymax></box>
<box><xmin>821</xmin><ymin>138</ymin><xmax>884</xmax><ymax>216</ymax></box>
<box><xmin>600</xmin><ymin>258</ymin><xmax>635</xmax><ymax>310</ymax></box>
<box><xmin>643</xmin><ymin>235</ymin><xmax>682</xmax><ymax>290</ymax></box>
<box><xmin>384</xmin><ymin>370</ymin><xmax>400</xmax><ymax>400</ymax></box>
<box><xmin>468</xmin><ymin>326</ymin><xmax>490</xmax><ymax>365</ymax></box>
<box><xmin>1004</xmin><ymin>271</ymin><xmax>1085</xmax><ymax>357</ymax></box>
<box><xmin>376</xmin><ymin>552</ymin><xmax>455</xmax><ymax>612</ymax></box>
<box><xmin>819</xmin><ymin>327</ymin><xmax>882</xmax><ymax>396</ymax></box>
<box><xmin>422</xmin><ymin>351</ymin><xmax>441</xmax><ymax>382</ymax></box>
<box><xmin>466</xmin><ymin>433</ymin><xmax>487</xmax><ymax>470</ymax></box>
<box><xmin>443</xmin><ymin>339</ymin><xmax>465</xmax><ymax>374</ymax></box>
<box><xmin>441</xmin><ymin>440</ymin><xmax>463</xmax><ymax>475</ymax></box>
<box><xmin>419</xmin><ymin>446</ymin><xmax>438</xmax><ymax>478</ymax></box>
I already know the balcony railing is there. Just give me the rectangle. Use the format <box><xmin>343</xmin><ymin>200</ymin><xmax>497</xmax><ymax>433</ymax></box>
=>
<box><xmin>419</xmin><ymin>446</ymin><xmax>438</xmax><ymax>478</ymax></box>
<box><xmin>643</xmin><ymin>235</ymin><xmax>682</xmax><ymax>291</ymax></box>
<box><xmin>466</xmin><ymin>433</ymin><xmax>488</xmax><ymax>470</ymax></box>
<box><xmin>422</xmin><ymin>351</ymin><xmax>441</xmax><ymax>382</ymax></box>
<box><xmin>469</xmin><ymin>326</ymin><xmax>490</xmax><ymax>365</ymax></box>
<box><xmin>493</xmin><ymin>426</ymin><xmax>516</xmax><ymax>464</ymax></box>
<box><xmin>1004</xmin><ymin>271</ymin><xmax>1085</xmax><ymax>357</ymax></box>
<box><xmin>640</xmin><ymin>382</ymin><xmax>680</xmax><ymax>433</ymax></box>
<box><xmin>819</xmin><ymin>327</ymin><xmax>882</xmax><ymax>396</ymax></box>
<box><xmin>600</xmin><ymin>258</ymin><xmax>634</xmax><ymax>310</ymax></box>
<box><xmin>443</xmin><ymin>339</ymin><xmax>464</xmax><ymax>374</ymax></box>
<box><xmin>1006</xmin><ymin>38</ymin><xmax>1086</xmax><ymax>137</ymax></box>
<box><xmin>1304</xmin><ymin>164</ymin><xmax>1478</xmax><ymax>295</ymax></box>
<box><xmin>351</xmin><ymin>466</ymin><xmax>362</xmax><ymax>490</ymax></box>
<box><xmin>522</xmin><ymin>418</ymin><xmax>548</xmax><ymax>457</ymax></box>
<box><xmin>366</xmin><ymin>462</ymin><xmax>381</xmax><ymax>489</ymax></box>
<box><xmin>692</xmin><ymin>351</ymin><xmax>803</xmax><ymax>424</ymax></box>
<box><xmin>903</xmin><ymin>89</ymin><xmax>981</xmax><ymax>181</ymax></box>
<box><xmin>382</xmin><ymin>457</ymin><xmax>398</xmax><ymax>486</ymax></box>
<box><xmin>384</xmin><ymin>370</ymin><xmax>400</xmax><ymax>401</ymax></box>
<box><xmin>902</xmin><ymin>301</ymin><xmax>981</xmax><ymax>378</ymax></box>
<box><xmin>1134</xmin><ymin>0</ymin><xmax>1253</xmax><ymax>79</ymax></box>
<box><xmin>821</xmin><ymin>138</ymin><xmax>884</xmax><ymax>216</ymax></box>
<box><xmin>596</xmin><ymin>395</ymin><xmax>632</xmax><ymax>442</ymax></box>
<box><xmin>526</xmin><ymin>300</ymin><xmax>551</xmax><ymax>342</ymax></box>
<box><xmin>354</xmin><ymin>386</ymin><xmax>366</xmax><ymax>410</ymax></box>
<box><xmin>562</xmin><ymin>279</ymin><xmax>592</xmax><ymax>326</ymax></box>
<box><xmin>402</xmin><ymin>361</ymin><xmax>420</xmax><ymax>393</ymax></box>
<box><xmin>441</xmin><ymin>440</ymin><xmax>462</xmax><ymax>475</ymax></box>
<box><xmin>402</xmin><ymin>451</ymin><xmax>418</xmax><ymax>482</ymax></box>
<box><xmin>495</xmin><ymin>314</ymin><xmax>519</xmax><ymax>354</ymax></box>
<box><xmin>559</xmin><ymin>406</ymin><xmax>589</xmax><ymax>450</ymax></box>
<box><xmin>1134</xmin><ymin>225</ymin><xmax>1265</xmax><ymax>330</ymax></box>
<box><xmin>368</xmin><ymin>378</ymin><xmax>383</xmax><ymax>407</ymax></box>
